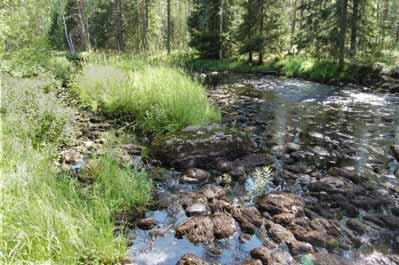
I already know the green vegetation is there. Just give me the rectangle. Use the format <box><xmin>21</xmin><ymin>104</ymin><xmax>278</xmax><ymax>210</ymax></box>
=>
<box><xmin>179</xmin><ymin>55</ymin><xmax>382</xmax><ymax>84</ymax></box>
<box><xmin>0</xmin><ymin>75</ymin><xmax>150</xmax><ymax>264</ymax></box>
<box><xmin>74</xmin><ymin>57</ymin><xmax>220</xmax><ymax>133</ymax></box>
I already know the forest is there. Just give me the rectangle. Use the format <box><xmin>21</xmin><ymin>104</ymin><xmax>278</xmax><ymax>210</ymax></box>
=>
<box><xmin>1</xmin><ymin>0</ymin><xmax>399</xmax><ymax>265</ymax></box>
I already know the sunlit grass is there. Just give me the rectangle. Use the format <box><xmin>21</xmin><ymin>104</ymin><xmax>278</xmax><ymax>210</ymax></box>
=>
<box><xmin>0</xmin><ymin>74</ymin><xmax>150</xmax><ymax>264</ymax></box>
<box><xmin>74</xmin><ymin>59</ymin><xmax>220</xmax><ymax>133</ymax></box>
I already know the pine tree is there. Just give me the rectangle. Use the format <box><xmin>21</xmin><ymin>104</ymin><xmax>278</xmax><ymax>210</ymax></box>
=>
<box><xmin>238</xmin><ymin>0</ymin><xmax>286</xmax><ymax>64</ymax></box>
<box><xmin>188</xmin><ymin>0</ymin><xmax>233</xmax><ymax>58</ymax></box>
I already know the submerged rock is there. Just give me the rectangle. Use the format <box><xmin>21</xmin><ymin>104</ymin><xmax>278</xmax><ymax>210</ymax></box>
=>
<box><xmin>151</xmin><ymin>126</ymin><xmax>256</xmax><ymax>169</ymax></box>
<box><xmin>176</xmin><ymin>253</ymin><xmax>209</xmax><ymax>265</ymax></box>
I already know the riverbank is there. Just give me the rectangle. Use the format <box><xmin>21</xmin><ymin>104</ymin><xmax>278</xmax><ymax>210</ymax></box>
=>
<box><xmin>176</xmin><ymin>55</ymin><xmax>399</xmax><ymax>88</ymax></box>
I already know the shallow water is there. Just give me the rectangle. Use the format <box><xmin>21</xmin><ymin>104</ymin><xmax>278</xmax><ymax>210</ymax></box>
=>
<box><xmin>128</xmin><ymin>75</ymin><xmax>399</xmax><ymax>265</ymax></box>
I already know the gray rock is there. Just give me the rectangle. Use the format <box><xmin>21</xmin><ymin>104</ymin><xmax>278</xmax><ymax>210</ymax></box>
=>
<box><xmin>181</xmin><ymin>168</ymin><xmax>209</xmax><ymax>184</ymax></box>
<box><xmin>186</xmin><ymin>203</ymin><xmax>208</xmax><ymax>217</ymax></box>
<box><xmin>287</xmin><ymin>143</ymin><xmax>301</xmax><ymax>153</ymax></box>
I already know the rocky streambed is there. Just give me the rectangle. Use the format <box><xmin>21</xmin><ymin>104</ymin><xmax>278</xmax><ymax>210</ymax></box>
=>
<box><xmin>124</xmin><ymin>74</ymin><xmax>399</xmax><ymax>265</ymax></box>
<box><xmin>61</xmin><ymin>74</ymin><xmax>399</xmax><ymax>265</ymax></box>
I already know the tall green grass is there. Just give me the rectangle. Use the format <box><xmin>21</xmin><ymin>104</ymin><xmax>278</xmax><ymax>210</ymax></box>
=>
<box><xmin>1</xmin><ymin>74</ymin><xmax>150</xmax><ymax>264</ymax></box>
<box><xmin>74</xmin><ymin>59</ymin><xmax>220</xmax><ymax>133</ymax></box>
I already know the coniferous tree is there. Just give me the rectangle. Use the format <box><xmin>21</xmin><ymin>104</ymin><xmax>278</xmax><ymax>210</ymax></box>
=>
<box><xmin>188</xmin><ymin>0</ymin><xmax>233</xmax><ymax>58</ymax></box>
<box><xmin>238</xmin><ymin>0</ymin><xmax>286</xmax><ymax>64</ymax></box>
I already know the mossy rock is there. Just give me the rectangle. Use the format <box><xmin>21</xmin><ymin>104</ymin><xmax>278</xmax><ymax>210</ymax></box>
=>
<box><xmin>151</xmin><ymin>125</ymin><xmax>256</xmax><ymax>169</ymax></box>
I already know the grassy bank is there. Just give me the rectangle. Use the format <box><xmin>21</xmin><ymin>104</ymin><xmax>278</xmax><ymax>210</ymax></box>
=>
<box><xmin>73</xmin><ymin>55</ymin><xmax>220</xmax><ymax>133</ymax></box>
<box><xmin>176</xmin><ymin>54</ymin><xmax>381</xmax><ymax>84</ymax></box>
<box><xmin>0</xmin><ymin>74</ymin><xmax>150</xmax><ymax>264</ymax></box>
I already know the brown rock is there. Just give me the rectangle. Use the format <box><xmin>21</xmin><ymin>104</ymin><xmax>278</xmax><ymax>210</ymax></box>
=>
<box><xmin>151</xmin><ymin>128</ymin><xmax>256</xmax><ymax>169</ymax></box>
<box><xmin>233</xmin><ymin>206</ymin><xmax>264</xmax><ymax>234</ymax></box>
<box><xmin>256</xmin><ymin>193</ymin><xmax>304</xmax><ymax>216</ymax></box>
<box><xmin>176</xmin><ymin>216</ymin><xmax>214</xmax><ymax>243</ymax></box>
<box><xmin>211</xmin><ymin>213</ymin><xmax>237</xmax><ymax>239</ymax></box>
<box><xmin>269</xmin><ymin>250</ymin><xmax>299</xmax><ymax>265</ymax></box>
<box><xmin>287</xmin><ymin>241</ymin><xmax>314</xmax><ymax>256</ymax></box>
<box><xmin>268</xmin><ymin>222</ymin><xmax>296</xmax><ymax>244</ymax></box>
<box><xmin>200</xmin><ymin>185</ymin><xmax>226</xmax><ymax>200</ymax></box>
<box><xmin>241</xmin><ymin>260</ymin><xmax>263</xmax><ymax>265</ymax></box>
<box><xmin>137</xmin><ymin>217</ymin><xmax>157</xmax><ymax>230</ymax></box>
<box><xmin>272</xmin><ymin>213</ymin><xmax>295</xmax><ymax>225</ymax></box>
<box><xmin>250</xmin><ymin>247</ymin><xmax>272</xmax><ymax>265</ymax></box>
<box><xmin>176</xmin><ymin>253</ymin><xmax>209</xmax><ymax>265</ymax></box>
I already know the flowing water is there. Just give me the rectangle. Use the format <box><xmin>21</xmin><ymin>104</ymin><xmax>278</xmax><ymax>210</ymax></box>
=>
<box><xmin>128</xmin><ymin>75</ymin><xmax>399</xmax><ymax>265</ymax></box>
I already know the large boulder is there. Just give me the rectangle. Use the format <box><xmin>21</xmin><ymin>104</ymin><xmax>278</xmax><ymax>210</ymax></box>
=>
<box><xmin>151</xmin><ymin>126</ymin><xmax>256</xmax><ymax>169</ymax></box>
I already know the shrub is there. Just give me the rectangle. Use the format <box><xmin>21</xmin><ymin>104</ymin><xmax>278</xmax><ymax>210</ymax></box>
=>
<box><xmin>47</xmin><ymin>56</ymin><xmax>75</xmax><ymax>83</ymax></box>
<box><xmin>1</xmin><ymin>74</ymin><xmax>73</xmax><ymax>147</ymax></box>
<box><xmin>75</xmin><ymin>62</ymin><xmax>221</xmax><ymax>133</ymax></box>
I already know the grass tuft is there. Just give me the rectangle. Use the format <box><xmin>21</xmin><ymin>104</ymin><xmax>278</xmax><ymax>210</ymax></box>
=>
<box><xmin>74</xmin><ymin>60</ymin><xmax>220</xmax><ymax>133</ymax></box>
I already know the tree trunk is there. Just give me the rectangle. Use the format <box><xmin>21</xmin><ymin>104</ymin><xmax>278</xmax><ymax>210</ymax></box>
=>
<box><xmin>63</xmin><ymin>13</ymin><xmax>75</xmax><ymax>55</ymax></box>
<box><xmin>396</xmin><ymin>12</ymin><xmax>399</xmax><ymax>44</ymax></box>
<box><xmin>77</xmin><ymin>0</ymin><xmax>90</xmax><ymax>51</ymax></box>
<box><xmin>116</xmin><ymin>0</ymin><xmax>124</xmax><ymax>52</ymax></box>
<box><xmin>349</xmin><ymin>0</ymin><xmax>359</xmax><ymax>60</ymax></box>
<box><xmin>338</xmin><ymin>0</ymin><xmax>348</xmax><ymax>72</ymax></box>
<box><xmin>167</xmin><ymin>0</ymin><xmax>171</xmax><ymax>54</ymax></box>
<box><xmin>381</xmin><ymin>0</ymin><xmax>389</xmax><ymax>46</ymax></box>
<box><xmin>290</xmin><ymin>0</ymin><xmax>298</xmax><ymax>53</ymax></box>
<box><xmin>142</xmin><ymin>0</ymin><xmax>149</xmax><ymax>51</ymax></box>
<box><xmin>249</xmin><ymin>51</ymin><xmax>253</xmax><ymax>63</ymax></box>
<box><xmin>258</xmin><ymin>0</ymin><xmax>264</xmax><ymax>64</ymax></box>
<box><xmin>219</xmin><ymin>0</ymin><xmax>224</xmax><ymax>59</ymax></box>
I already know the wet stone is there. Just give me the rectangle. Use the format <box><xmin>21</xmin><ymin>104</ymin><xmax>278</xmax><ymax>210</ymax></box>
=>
<box><xmin>391</xmin><ymin>145</ymin><xmax>399</xmax><ymax>161</ymax></box>
<box><xmin>241</xmin><ymin>260</ymin><xmax>262</xmax><ymax>265</ymax></box>
<box><xmin>250</xmin><ymin>246</ymin><xmax>272</xmax><ymax>265</ymax></box>
<box><xmin>186</xmin><ymin>203</ymin><xmax>208</xmax><ymax>217</ymax></box>
<box><xmin>256</xmin><ymin>192</ymin><xmax>304</xmax><ymax>216</ymax></box>
<box><xmin>211</xmin><ymin>213</ymin><xmax>237</xmax><ymax>239</ymax></box>
<box><xmin>176</xmin><ymin>253</ymin><xmax>209</xmax><ymax>265</ymax></box>
<box><xmin>175</xmin><ymin>216</ymin><xmax>214</xmax><ymax>243</ymax></box>
<box><xmin>309</xmin><ymin>253</ymin><xmax>353</xmax><ymax>265</ymax></box>
<box><xmin>137</xmin><ymin>217</ymin><xmax>157</xmax><ymax>230</ymax></box>
<box><xmin>287</xmin><ymin>143</ymin><xmax>301</xmax><ymax>153</ymax></box>
<box><xmin>182</xmin><ymin>168</ymin><xmax>210</xmax><ymax>184</ymax></box>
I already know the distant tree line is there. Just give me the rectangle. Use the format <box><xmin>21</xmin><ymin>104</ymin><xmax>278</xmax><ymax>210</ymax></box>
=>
<box><xmin>1</xmin><ymin>0</ymin><xmax>399</xmax><ymax>66</ymax></box>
